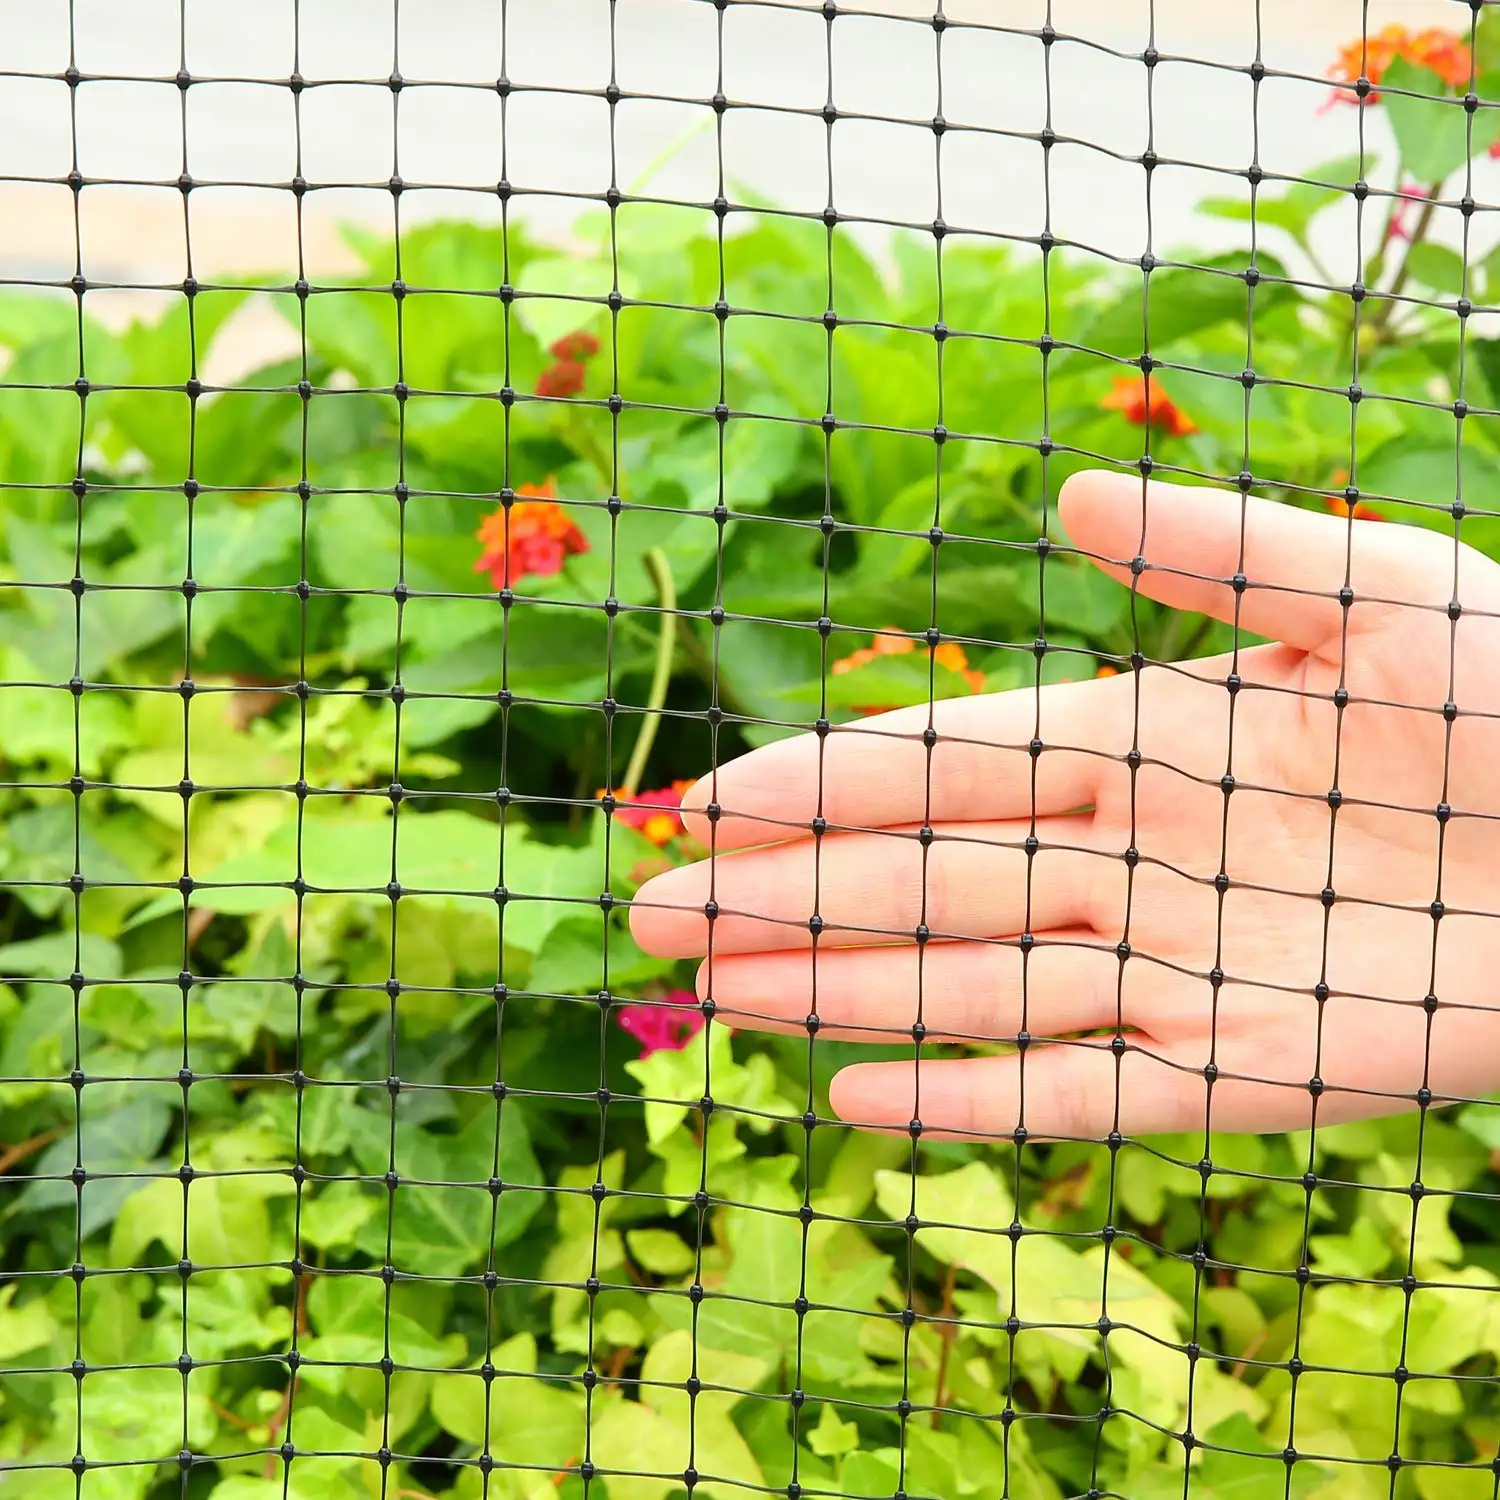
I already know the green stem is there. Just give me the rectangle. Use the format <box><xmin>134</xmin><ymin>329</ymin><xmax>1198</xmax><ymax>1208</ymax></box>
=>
<box><xmin>621</xmin><ymin>547</ymin><xmax>677</xmax><ymax>798</ymax></box>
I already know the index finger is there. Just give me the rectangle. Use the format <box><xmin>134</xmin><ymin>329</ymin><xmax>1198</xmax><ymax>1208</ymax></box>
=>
<box><xmin>679</xmin><ymin>676</ymin><xmax>1127</xmax><ymax>851</ymax></box>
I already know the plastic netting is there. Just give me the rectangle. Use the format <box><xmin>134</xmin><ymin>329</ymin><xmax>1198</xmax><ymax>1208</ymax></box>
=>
<box><xmin>3</xmin><ymin>3</ymin><xmax>1500</xmax><ymax>1499</ymax></box>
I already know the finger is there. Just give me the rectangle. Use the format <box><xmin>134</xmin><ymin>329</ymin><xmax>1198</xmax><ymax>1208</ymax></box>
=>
<box><xmin>679</xmin><ymin>678</ymin><xmax>1130</xmax><ymax>851</ymax></box>
<box><xmin>630</xmin><ymin>817</ymin><xmax>1107</xmax><ymax>959</ymax></box>
<box><xmin>699</xmin><ymin>932</ymin><xmax>1130</xmax><ymax>1043</ymax></box>
<box><xmin>1058</xmin><ymin>469</ymin><xmax>1455</xmax><ymax>655</ymax></box>
<box><xmin>828</xmin><ymin>1041</ymin><xmax>1208</xmax><ymax>1142</ymax></box>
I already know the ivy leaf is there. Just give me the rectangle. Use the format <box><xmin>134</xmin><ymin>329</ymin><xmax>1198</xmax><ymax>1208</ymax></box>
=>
<box><xmin>431</xmin><ymin>1334</ymin><xmax>586</xmax><ymax>1466</ymax></box>
<box><xmin>1133</xmin><ymin>1414</ymin><xmax>1327</xmax><ymax>1498</ymax></box>
<box><xmin>0</xmin><ymin>1283</ymin><xmax>56</xmax><ymax>1361</ymax></box>
<box><xmin>626</xmin><ymin>1228</ymin><xmax>697</xmax><ymax>1277</ymax></box>
<box><xmin>300</xmin><ymin>1273</ymin><xmax>466</xmax><ymax>1389</ymax></box>
<box><xmin>806</xmin><ymin>1402</ymin><xmax>860</xmax><ymax>1460</ymax></box>
<box><xmin>345</xmin><ymin>1103</ymin><xmax>543</xmax><ymax>1276</ymax></box>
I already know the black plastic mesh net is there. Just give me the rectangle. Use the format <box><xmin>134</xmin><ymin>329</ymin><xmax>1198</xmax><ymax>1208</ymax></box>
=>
<box><xmin>4</xmin><ymin>2</ymin><xmax>1500</xmax><ymax>1498</ymax></box>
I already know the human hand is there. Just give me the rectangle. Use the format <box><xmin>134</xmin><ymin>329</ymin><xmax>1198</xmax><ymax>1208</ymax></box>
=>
<box><xmin>629</xmin><ymin>471</ymin><xmax>1500</xmax><ymax>1139</ymax></box>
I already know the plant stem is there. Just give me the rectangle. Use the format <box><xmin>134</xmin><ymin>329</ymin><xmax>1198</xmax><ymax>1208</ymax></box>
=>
<box><xmin>931</xmin><ymin>1262</ymin><xmax>959</xmax><ymax>1429</ymax></box>
<box><xmin>0</xmin><ymin>1126</ymin><xmax>63</xmax><ymax>1174</ymax></box>
<box><xmin>1367</xmin><ymin>185</ymin><xmax>1440</xmax><ymax>343</ymax></box>
<box><xmin>621</xmin><ymin>547</ymin><xmax>677</xmax><ymax>798</ymax></box>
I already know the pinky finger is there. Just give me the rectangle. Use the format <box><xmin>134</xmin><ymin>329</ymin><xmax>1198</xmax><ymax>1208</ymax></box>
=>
<box><xmin>827</xmin><ymin>1040</ymin><xmax>1211</xmax><ymax>1142</ymax></box>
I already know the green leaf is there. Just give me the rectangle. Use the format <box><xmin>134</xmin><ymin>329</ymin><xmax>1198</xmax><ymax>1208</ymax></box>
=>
<box><xmin>431</xmin><ymin>1334</ymin><xmax>586</xmax><ymax>1468</ymax></box>
<box><xmin>1197</xmin><ymin>155</ymin><xmax>1367</xmax><ymax>249</ymax></box>
<box><xmin>299</xmin><ymin>1179</ymin><xmax>380</xmax><ymax>1254</ymax></box>
<box><xmin>513</xmin><ymin>255</ymin><xmax>632</xmax><ymax>348</ymax></box>
<box><xmin>141</xmin><ymin>807</ymin><xmax>602</xmax><ymax>957</ymax></box>
<box><xmin>1133</xmin><ymin>1415</ymin><xmax>1327</xmax><ymax>1498</ymax></box>
<box><xmin>812</xmin><ymin>647</ymin><xmax>981</xmax><ymax>714</ymax></box>
<box><xmin>1403</xmin><ymin>242</ymin><xmax>1467</xmax><ymax>297</ymax></box>
<box><xmin>0</xmin><ymin>931</ymin><xmax>122</xmax><ymax>979</ymax></box>
<box><xmin>1381</xmin><ymin>57</ymin><xmax>1471</xmax><ymax>186</ymax></box>
<box><xmin>806</xmin><ymin>1402</ymin><xmax>860</xmax><ymax>1459</ymax></box>
<box><xmin>874</xmin><ymin>1161</ymin><xmax>1015</xmax><ymax>1281</ymax></box>
<box><xmin>0</xmin><ymin>1282</ymin><xmax>56</xmax><ymax>1361</ymax></box>
<box><xmin>1069</xmin><ymin>251</ymin><xmax>1293</xmax><ymax>361</ymax></box>
<box><xmin>345</xmin><ymin>1104</ymin><xmax>543</xmax><ymax>1276</ymax></box>
<box><xmin>109</xmin><ymin>1158</ymin><xmax>296</xmax><ymax>1269</ymax></box>
<box><xmin>625</xmin><ymin>1228</ymin><xmax>697</xmax><ymax>1277</ymax></box>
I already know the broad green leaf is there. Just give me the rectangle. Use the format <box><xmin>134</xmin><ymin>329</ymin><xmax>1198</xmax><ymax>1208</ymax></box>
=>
<box><xmin>1132</xmin><ymin>1414</ymin><xmax>1327</xmax><ymax>1498</ymax></box>
<box><xmin>344</xmin><ymin>1103</ymin><xmax>543</xmax><ymax>1276</ymax></box>
<box><xmin>1068</xmin><ymin>251</ymin><xmax>1293</xmax><ymax>361</ymax></box>
<box><xmin>626</xmin><ymin>1228</ymin><xmax>698</xmax><ymax>1277</ymax></box>
<box><xmin>299</xmin><ymin>1179</ymin><xmax>380</xmax><ymax>1253</ymax></box>
<box><xmin>143</xmin><ymin>807</ymin><xmax>603</xmax><ymax>957</ymax></box>
<box><xmin>109</xmin><ymin>1161</ymin><xmax>296</xmax><ymax>1269</ymax></box>
<box><xmin>431</xmin><ymin>1354</ymin><xmax>585</xmax><ymax>1468</ymax></box>
<box><xmin>0</xmin><ymin>1283</ymin><xmax>56</xmax><ymax>1362</ymax></box>
<box><xmin>589</xmin><ymin>1379</ymin><xmax>765</xmax><ymax>1500</ymax></box>
<box><xmin>300</xmin><ymin>1272</ymin><xmax>466</xmax><ymax>1387</ymax></box>
<box><xmin>1381</xmin><ymin>58</ymin><xmax>1472</xmax><ymax>187</ymax></box>
<box><xmin>806</xmin><ymin>1402</ymin><xmax>859</xmax><ymax>1459</ymax></box>
<box><xmin>874</xmin><ymin>1161</ymin><xmax>1015</xmax><ymax>1283</ymax></box>
<box><xmin>512</xmin><ymin>256</ymin><xmax>630</xmax><ymax>348</ymax></box>
<box><xmin>1196</xmin><ymin>155</ymin><xmax>1367</xmax><ymax>250</ymax></box>
<box><xmin>1404</xmin><ymin>242</ymin><xmax>1467</xmax><ymax>298</ymax></box>
<box><xmin>809</xmin><ymin>647</ymin><xmax>983</xmax><ymax>714</ymax></box>
<box><xmin>0</xmin><ymin>931</ymin><xmax>122</xmax><ymax>980</ymax></box>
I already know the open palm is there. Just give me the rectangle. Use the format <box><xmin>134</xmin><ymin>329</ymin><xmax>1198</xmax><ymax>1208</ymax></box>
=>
<box><xmin>630</xmin><ymin>472</ymin><xmax>1500</xmax><ymax>1139</ymax></box>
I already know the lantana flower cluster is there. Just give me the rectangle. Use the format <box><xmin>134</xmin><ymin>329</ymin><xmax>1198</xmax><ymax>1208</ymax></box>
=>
<box><xmin>473</xmin><ymin>479</ymin><xmax>589</xmax><ymax>589</ymax></box>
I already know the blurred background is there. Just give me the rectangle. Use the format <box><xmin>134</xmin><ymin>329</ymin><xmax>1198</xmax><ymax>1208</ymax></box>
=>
<box><xmin>0</xmin><ymin>0</ymin><xmax>1484</xmax><ymax>379</ymax></box>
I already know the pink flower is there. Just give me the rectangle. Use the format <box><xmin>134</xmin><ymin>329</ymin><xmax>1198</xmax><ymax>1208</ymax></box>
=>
<box><xmin>598</xmin><ymin>780</ymin><xmax>695</xmax><ymax>847</ymax></box>
<box><xmin>617</xmin><ymin>989</ymin><xmax>705</xmax><ymax>1057</ymax></box>
<box><xmin>1385</xmin><ymin>183</ymin><xmax>1430</xmax><ymax>245</ymax></box>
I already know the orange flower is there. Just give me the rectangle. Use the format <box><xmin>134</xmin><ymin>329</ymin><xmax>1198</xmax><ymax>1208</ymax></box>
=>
<box><xmin>1096</xmin><ymin>664</ymin><xmax>1120</xmax><ymax>678</ymax></box>
<box><xmin>932</xmin><ymin>641</ymin><xmax>986</xmax><ymax>694</ymax></box>
<box><xmin>473</xmin><ymin>480</ymin><xmax>589</xmax><ymax>588</ymax></box>
<box><xmin>598</xmin><ymin>780</ymin><xmax>696</xmax><ymax>846</ymax></box>
<box><xmin>1326</xmin><ymin>470</ymin><xmax>1385</xmax><ymax>523</ymax></box>
<box><xmin>1327</xmin><ymin>25</ymin><xmax>1471</xmax><ymax>105</ymax></box>
<box><xmin>1099</xmin><ymin>375</ymin><xmax>1198</xmax><ymax>437</ymax></box>
<box><xmin>831</xmin><ymin>630</ymin><xmax>985</xmax><ymax>713</ymax></box>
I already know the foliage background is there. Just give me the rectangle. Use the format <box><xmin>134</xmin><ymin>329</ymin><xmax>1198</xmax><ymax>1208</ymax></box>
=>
<box><xmin>5</xmin><ymin>31</ymin><xmax>1500</xmax><ymax>1500</ymax></box>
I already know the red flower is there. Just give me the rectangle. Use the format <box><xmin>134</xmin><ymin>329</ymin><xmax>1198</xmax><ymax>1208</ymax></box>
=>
<box><xmin>1327</xmin><ymin>25</ymin><xmax>1471</xmax><ymax>106</ymax></box>
<box><xmin>616</xmin><ymin>989</ymin><xmax>705</xmax><ymax>1057</ymax></box>
<box><xmin>1099</xmin><ymin>375</ymin><xmax>1198</xmax><ymax>437</ymax></box>
<box><xmin>1326</xmin><ymin>469</ymin><xmax>1386</xmax><ymax>523</ymax></box>
<box><xmin>536</xmin><ymin>359</ymin><xmax>586</xmax><ymax>399</ymax></box>
<box><xmin>599</xmin><ymin>780</ymin><xmax>695</xmax><ymax>846</ymax></box>
<box><xmin>473</xmin><ymin>480</ymin><xmax>589</xmax><ymax>588</ymax></box>
<box><xmin>535</xmin><ymin>329</ymin><xmax>601</xmax><ymax>399</ymax></box>
<box><xmin>549</xmin><ymin>330</ymin><xmax>601</xmax><ymax>362</ymax></box>
<box><xmin>830</xmin><ymin>630</ymin><xmax>985</xmax><ymax>715</ymax></box>
<box><xmin>1385</xmin><ymin>183</ymin><xmax>1430</xmax><ymax>245</ymax></box>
